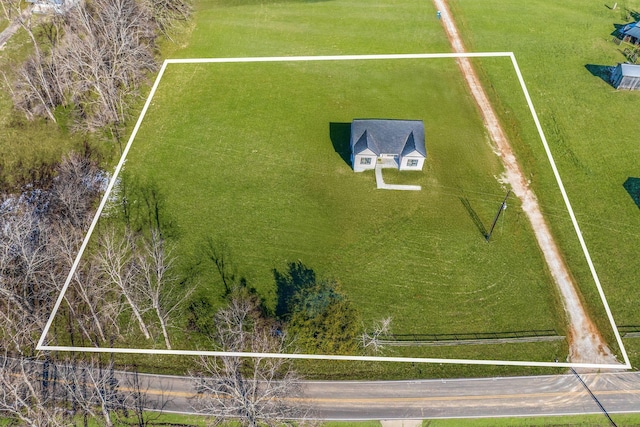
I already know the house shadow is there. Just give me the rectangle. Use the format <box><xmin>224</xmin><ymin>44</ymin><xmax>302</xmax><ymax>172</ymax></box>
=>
<box><xmin>329</xmin><ymin>122</ymin><xmax>352</xmax><ymax>168</ymax></box>
<box><xmin>623</xmin><ymin>177</ymin><xmax>640</xmax><ymax>209</ymax></box>
<box><xmin>585</xmin><ymin>64</ymin><xmax>614</xmax><ymax>86</ymax></box>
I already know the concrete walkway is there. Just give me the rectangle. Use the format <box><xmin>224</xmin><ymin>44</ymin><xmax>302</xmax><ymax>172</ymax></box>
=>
<box><xmin>375</xmin><ymin>164</ymin><xmax>421</xmax><ymax>191</ymax></box>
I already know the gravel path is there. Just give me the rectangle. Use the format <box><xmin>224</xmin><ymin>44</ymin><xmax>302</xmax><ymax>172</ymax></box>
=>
<box><xmin>432</xmin><ymin>0</ymin><xmax>618</xmax><ymax>365</ymax></box>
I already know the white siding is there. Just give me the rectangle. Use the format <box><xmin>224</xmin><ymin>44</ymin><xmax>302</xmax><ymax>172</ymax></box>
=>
<box><xmin>353</xmin><ymin>155</ymin><xmax>376</xmax><ymax>172</ymax></box>
<box><xmin>399</xmin><ymin>156</ymin><xmax>424</xmax><ymax>171</ymax></box>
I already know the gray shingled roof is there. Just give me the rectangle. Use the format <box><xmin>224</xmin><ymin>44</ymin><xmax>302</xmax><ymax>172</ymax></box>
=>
<box><xmin>351</xmin><ymin>119</ymin><xmax>426</xmax><ymax>157</ymax></box>
<box><xmin>353</xmin><ymin>130</ymin><xmax>379</xmax><ymax>155</ymax></box>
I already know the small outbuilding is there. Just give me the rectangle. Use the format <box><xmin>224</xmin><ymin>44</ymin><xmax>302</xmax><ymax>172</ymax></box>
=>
<box><xmin>350</xmin><ymin>119</ymin><xmax>426</xmax><ymax>172</ymax></box>
<box><xmin>621</xmin><ymin>21</ymin><xmax>640</xmax><ymax>45</ymax></box>
<box><xmin>611</xmin><ymin>63</ymin><xmax>640</xmax><ymax>90</ymax></box>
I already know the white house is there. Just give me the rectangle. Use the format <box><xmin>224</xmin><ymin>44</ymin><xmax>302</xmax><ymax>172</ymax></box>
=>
<box><xmin>350</xmin><ymin>119</ymin><xmax>426</xmax><ymax>172</ymax></box>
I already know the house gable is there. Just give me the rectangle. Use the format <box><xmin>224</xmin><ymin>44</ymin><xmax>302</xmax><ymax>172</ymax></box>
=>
<box><xmin>400</xmin><ymin>132</ymin><xmax>426</xmax><ymax>158</ymax></box>
<box><xmin>352</xmin><ymin>130</ymin><xmax>380</xmax><ymax>156</ymax></box>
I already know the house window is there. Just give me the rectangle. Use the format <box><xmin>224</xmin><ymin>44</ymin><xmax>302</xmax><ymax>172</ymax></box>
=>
<box><xmin>360</xmin><ymin>157</ymin><xmax>372</xmax><ymax>165</ymax></box>
<box><xmin>407</xmin><ymin>159</ymin><xmax>419</xmax><ymax>167</ymax></box>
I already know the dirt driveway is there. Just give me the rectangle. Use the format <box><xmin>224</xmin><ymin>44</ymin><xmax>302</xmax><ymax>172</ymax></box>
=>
<box><xmin>432</xmin><ymin>0</ymin><xmax>618</xmax><ymax>365</ymax></box>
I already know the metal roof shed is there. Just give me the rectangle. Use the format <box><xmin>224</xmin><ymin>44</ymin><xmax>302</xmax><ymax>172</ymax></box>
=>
<box><xmin>611</xmin><ymin>63</ymin><xmax>640</xmax><ymax>90</ymax></box>
<box><xmin>622</xmin><ymin>21</ymin><xmax>640</xmax><ymax>43</ymax></box>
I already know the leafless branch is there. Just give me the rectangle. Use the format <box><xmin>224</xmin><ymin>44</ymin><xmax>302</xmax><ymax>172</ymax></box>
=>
<box><xmin>190</xmin><ymin>291</ymin><xmax>312</xmax><ymax>427</ymax></box>
<box><xmin>361</xmin><ymin>317</ymin><xmax>392</xmax><ymax>354</ymax></box>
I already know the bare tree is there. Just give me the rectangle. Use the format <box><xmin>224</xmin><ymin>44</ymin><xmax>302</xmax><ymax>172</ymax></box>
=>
<box><xmin>141</xmin><ymin>0</ymin><xmax>191</xmax><ymax>39</ymax></box>
<box><xmin>191</xmin><ymin>290</ymin><xmax>311</xmax><ymax>427</ymax></box>
<box><xmin>9</xmin><ymin>0</ymin><xmax>158</xmax><ymax>138</ymax></box>
<box><xmin>1</xmin><ymin>0</ymin><xmax>65</xmax><ymax>122</ymax></box>
<box><xmin>0</xmin><ymin>153</ymin><xmax>127</xmax><ymax>426</ymax></box>
<box><xmin>136</xmin><ymin>229</ymin><xmax>193</xmax><ymax>349</ymax></box>
<box><xmin>61</xmin><ymin>260</ymin><xmax>126</xmax><ymax>346</ymax></box>
<box><xmin>11</xmin><ymin>52</ymin><xmax>62</xmax><ymax>122</ymax></box>
<box><xmin>361</xmin><ymin>317</ymin><xmax>393</xmax><ymax>355</ymax></box>
<box><xmin>6</xmin><ymin>0</ymin><xmax>192</xmax><ymax>133</ymax></box>
<box><xmin>122</xmin><ymin>369</ymin><xmax>172</xmax><ymax>427</ymax></box>
<box><xmin>59</xmin><ymin>0</ymin><xmax>156</xmax><ymax>134</ymax></box>
<box><xmin>94</xmin><ymin>227</ymin><xmax>152</xmax><ymax>340</ymax></box>
<box><xmin>57</xmin><ymin>356</ymin><xmax>124</xmax><ymax>427</ymax></box>
<box><xmin>49</xmin><ymin>152</ymin><xmax>105</xmax><ymax>229</ymax></box>
<box><xmin>0</xmin><ymin>151</ymin><xmax>104</xmax><ymax>351</ymax></box>
<box><xmin>0</xmin><ymin>355</ymin><xmax>68</xmax><ymax>427</ymax></box>
<box><xmin>0</xmin><ymin>199</ymin><xmax>57</xmax><ymax>353</ymax></box>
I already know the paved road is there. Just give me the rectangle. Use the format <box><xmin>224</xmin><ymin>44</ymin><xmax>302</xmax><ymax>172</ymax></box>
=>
<box><xmin>129</xmin><ymin>370</ymin><xmax>640</xmax><ymax>420</ymax></box>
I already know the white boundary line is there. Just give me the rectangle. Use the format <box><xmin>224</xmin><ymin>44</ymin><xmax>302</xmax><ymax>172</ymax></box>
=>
<box><xmin>36</xmin><ymin>52</ymin><xmax>630</xmax><ymax>369</ymax></box>
<box><xmin>33</xmin><ymin>345</ymin><xmax>622</xmax><ymax>370</ymax></box>
<box><xmin>509</xmin><ymin>54</ymin><xmax>630</xmax><ymax>368</ymax></box>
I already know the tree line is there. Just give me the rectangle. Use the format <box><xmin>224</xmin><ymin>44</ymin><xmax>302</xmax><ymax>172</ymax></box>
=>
<box><xmin>3</xmin><ymin>0</ymin><xmax>190</xmax><ymax>142</ymax></box>
<box><xmin>0</xmin><ymin>149</ymin><xmax>316</xmax><ymax>425</ymax></box>
<box><xmin>0</xmin><ymin>0</ymin><xmax>394</xmax><ymax>423</ymax></box>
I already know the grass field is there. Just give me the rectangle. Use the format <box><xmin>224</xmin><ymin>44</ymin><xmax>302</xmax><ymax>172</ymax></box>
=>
<box><xmin>12</xmin><ymin>413</ymin><xmax>640</xmax><ymax>427</ymax></box>
<box><xmin>34</xmin><ymin>0</ymin><xmax>634</xmax><ymax>376</ymax></box>
<box><xmin>423</xmin><ymin>413</ymin><xmax>640</xmax><ymax>426</ymax></box>
<box><xmin>93</xmin><ymin>49</ymin><xmax>571</xmax><ymax>363</ymax></box>
<box><xmin>447</xmin><ymin>0</ymin><xmax>640</xmax><ymax>366</ymax></box>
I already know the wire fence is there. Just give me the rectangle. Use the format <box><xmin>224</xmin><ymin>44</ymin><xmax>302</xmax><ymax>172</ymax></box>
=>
<box><xmin>618</xmin><ymin>325</ymin><xmax>640</xmax><ymax>337</ymax></box>
<box><xmin>378</xmin><ymin>329</ymin><xmax>564</xmax><ymax>347</ymax></box>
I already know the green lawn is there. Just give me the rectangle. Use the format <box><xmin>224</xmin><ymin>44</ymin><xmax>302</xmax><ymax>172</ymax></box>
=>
<box><xmin>43</xmin><ymin>0</ymin><xmax>639</xmax><ymax>375</ymax></box>
<box><xmin>112</xmin><ymin>49</ymin><xmax>567</xmax><ymax>363</ymax></box>
<box><xmin>29</xmin><ymin>413</ymin><xmax>640</xmax><ymax>427</ymax></box>
<box><xmin>181</xmin><ymin>0</ymin><xmax>450</xmax><ymax>58</ymax></box>
<box><xmin>424</xmin><ymin>413</ymin><xmax>640</xmax><ymax>426</ymax></box>
<box><xmin>447</xmin><ymin>0</ymin><xmax>640</xmax><ymax>364</ymax></box>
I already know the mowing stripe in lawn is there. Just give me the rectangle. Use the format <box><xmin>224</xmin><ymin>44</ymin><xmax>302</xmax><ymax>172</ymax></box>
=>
<box><xmin>36</xmin><ymin>53</ymin><xmax>627</xmax><ymax>369</ymax></box>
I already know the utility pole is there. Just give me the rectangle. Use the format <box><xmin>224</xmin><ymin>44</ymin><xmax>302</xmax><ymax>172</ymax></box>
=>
<box><xmin>485</xmin><ymin>190</ymin><xmax>510</xmax><ymax>242</ymax></box>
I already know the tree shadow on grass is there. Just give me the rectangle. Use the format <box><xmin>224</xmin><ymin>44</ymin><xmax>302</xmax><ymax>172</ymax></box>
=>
<box><xmin>116</xmin><ymin>172</ymin><xmax>180</xmax><ymax>239</ymax></box>
<box><xmin>628</xmin><ymin>9</ymin><xmax>640</xmax><ymax>21</ymax></box>
<box><xmin>460</xmin><ymin>197</ymin><xmax>488</xmax><ymax>239</ymax></box>
<box><xmin>329</xmin><ymin>122</ymin><xmax>352</xmax><ymax>169</ymax></box>
<box><xmin>585</xmin><ymin>64</ymin><xmax>614</xmax><ymax>86</ymax></box>
<box><xmin>623</xmin><ymin>177</ymin><xmax>640</xmax><ymax>209</ymax></box>
<box><xmin>274</xmin><ymin>261</ymin><xmax>316</xmax><ymax>320</ymax></box>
